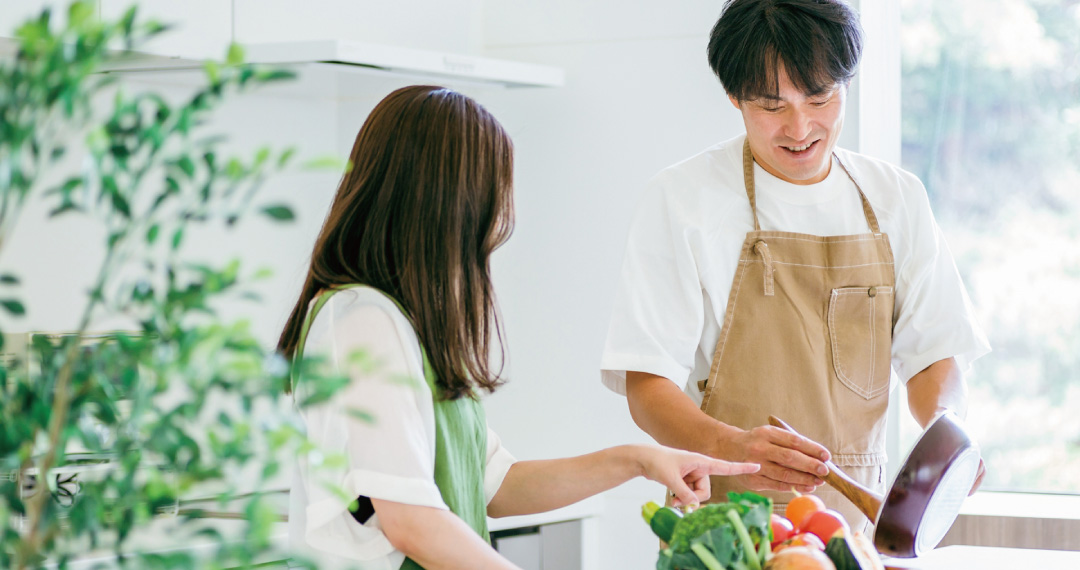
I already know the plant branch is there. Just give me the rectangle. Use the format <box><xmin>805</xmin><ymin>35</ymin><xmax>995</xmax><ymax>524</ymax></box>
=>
<box><xmin>16</xmin><ymin>243</ymin><xmax>116</xmax><ymax>569</ymax></box>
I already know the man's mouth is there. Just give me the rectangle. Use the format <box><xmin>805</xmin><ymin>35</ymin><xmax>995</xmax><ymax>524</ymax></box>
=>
<box><xmin>783</xmin><ymin>140</ymin><xmax>818</xmax><ymax>153</ymax></box>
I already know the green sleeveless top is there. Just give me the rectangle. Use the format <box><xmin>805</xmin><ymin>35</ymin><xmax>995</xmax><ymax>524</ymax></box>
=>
<box><xmin>293</xmin><ymin>285</ymin><xmax>490</xmax><ymax>569</ymax></box>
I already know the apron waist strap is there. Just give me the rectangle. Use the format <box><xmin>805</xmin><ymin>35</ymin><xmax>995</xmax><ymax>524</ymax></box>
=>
<box><xmin>832</xmin><ymin>452</ymin><xmax>887</xmax><ymax>467</ymax></box>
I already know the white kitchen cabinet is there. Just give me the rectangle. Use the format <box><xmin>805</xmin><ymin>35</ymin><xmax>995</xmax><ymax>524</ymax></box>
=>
<box><xmin>493</xmin><ymin>520</ymin><xmax>586</xmax><ymax>570</ymax></box>
<box><xmin>100</xmin><ymin>0</ymin><xmax>231</xmax><ymax>61</ymax></box>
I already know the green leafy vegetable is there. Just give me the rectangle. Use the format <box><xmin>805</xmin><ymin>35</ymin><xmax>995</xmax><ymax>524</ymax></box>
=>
<box><xmin>646</xmin><ymin>492</ymin><xmax>774</xmax><ymax>570</ymax></box>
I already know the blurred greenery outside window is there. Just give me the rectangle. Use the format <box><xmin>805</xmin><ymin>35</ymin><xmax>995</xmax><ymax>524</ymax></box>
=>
<box><xmin>898</xmin><ymin>0</ymin><xmax>1080</xmax><ymax>493</ymax></box>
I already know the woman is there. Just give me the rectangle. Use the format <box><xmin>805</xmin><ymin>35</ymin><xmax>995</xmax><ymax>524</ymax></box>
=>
<box><xmin>279</xmin><ymin>85</ymin><xmax>758</xmax><ymax>569</ymax></box>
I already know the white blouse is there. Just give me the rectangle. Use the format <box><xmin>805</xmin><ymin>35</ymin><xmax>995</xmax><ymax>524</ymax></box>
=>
<box><xmin>601</xmin><ymin>134</ymin><xmax>991</xmax><ymax>403</ymax></box>
<box><xmin>288</xmin><ymin>287</ymin><xmax>516</xmax><ymax>569</ymax></box>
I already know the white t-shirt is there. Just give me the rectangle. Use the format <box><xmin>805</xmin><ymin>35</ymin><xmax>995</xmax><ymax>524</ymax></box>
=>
<box><xmin>288</xmin><ymin>287</ymin><xmax>516</xmax><ymax>569</ymax></box>
<box><xmin>601</xmin><ymin>134</ymin><xmax>990</xmax><ymax>404</ymax></box>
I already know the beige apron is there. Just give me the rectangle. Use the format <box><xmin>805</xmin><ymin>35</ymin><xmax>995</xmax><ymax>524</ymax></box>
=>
<box><xmin>698</xmin><ymin>140</ymin><xmax>894</xmax><ymax>532</ymax></box>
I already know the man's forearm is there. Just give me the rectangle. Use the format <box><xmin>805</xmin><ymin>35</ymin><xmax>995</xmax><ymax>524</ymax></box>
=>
<box><xmin>906</xmin><ymin>357</ymin><xmax>968</xmax><ymax>428</ymax></box>
<box><xmin>625</xmin><ymin>371</ymin><xmax>739</xmax><ymax>459</ymax></box>
<box><xmin>906</xmin><ymin>356</ymin><xmax>986</xmax><ymax>494</ymax></box>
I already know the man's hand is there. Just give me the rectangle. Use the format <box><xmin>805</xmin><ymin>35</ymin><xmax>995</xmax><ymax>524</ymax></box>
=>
<box><xmin>727</xmin><ymin>425</ymin><xmax>830</xmax><ymax>493</ymax></box>
<box><xmin>970</xmin><ymin>459</ymin><xmax>986</xmax><ymax>495</ymax></box>
<box><xmin>626</xmin><ymin>372</ymin><xmax>829</xmax><ymax>494</ymax></box>
<box><xmin>905</xmin><ymin>358</ymin><xmax>985</xmax><ymax>495</ymax></box>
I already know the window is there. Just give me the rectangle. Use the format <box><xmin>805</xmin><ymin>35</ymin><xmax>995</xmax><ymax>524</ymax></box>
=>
<box><xmin>899</xmin><ymin>0</ymin><xmax>1080</xmax><ymax>492</ymax></box>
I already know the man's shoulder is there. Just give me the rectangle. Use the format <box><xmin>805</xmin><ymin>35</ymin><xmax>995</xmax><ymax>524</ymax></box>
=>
<box><xmin>833</xmin><ymin>146</ymin><xmax>923</xmax><ymax>190</ymax></box>
<box><xmin>648</xmin><ymin>135</ymin><xmax>745</xmax><ymax>195</ymax></box>
<box><xmin>833</xmin><ymin>147</ymin><xmax>936</xmax><ymax>229</ymax></box>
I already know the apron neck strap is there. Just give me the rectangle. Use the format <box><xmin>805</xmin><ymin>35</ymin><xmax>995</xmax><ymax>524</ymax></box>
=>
<box><xmin>742</xmin><ymin>139</ymin><xmax>763</xmax><ymax>231</ymax></box>
<box><xmin>741</xmin><ymin>138</ymin><xmax>882</xmax><ymax>234</ymax></box>
<box><xmin>833</xmin><ymin>152</ymin><xmax>882</xmax><ymax>234</ymax></box>
<box><xmin>291</xmin><ymin>284</ymin><xmax>369</xmax><ymax>395</ymax></box>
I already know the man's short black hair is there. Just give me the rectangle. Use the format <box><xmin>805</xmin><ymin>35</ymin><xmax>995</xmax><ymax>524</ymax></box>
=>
<box><xmin>707</xmin><ymin>0</ymin><xmax>863</xmax><ymax>101</ymax></box>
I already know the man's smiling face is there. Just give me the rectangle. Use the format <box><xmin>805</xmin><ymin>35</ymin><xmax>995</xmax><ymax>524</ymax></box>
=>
<box><xmin>731</xmin><ymin>65</ymin><xmax>847</xmax><ymax>185</ymax></box>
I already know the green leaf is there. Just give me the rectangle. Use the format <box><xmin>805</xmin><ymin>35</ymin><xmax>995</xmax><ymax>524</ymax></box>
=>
<box><xmin>345</xmin><ymin>408</ymin><xmax>376</xmax><ymax>424</ymax></box>
<box><xmin>260</xmin><ymin>204</ymin><xmax>294</xmax><ymax>221</ymax></box>
<box><xmin>177</xmin><ymin>156</ymin><xmax>196</xmax><ymax>179</ymax></box>
<box><xmin>120</xmin><ymin>5</ymin><xmax>138</xmax><ymax>35</ymax></box>
<box><xmin>253</xmin><ymin>68</ymin><xmax>297</xmax><ymax>83</ymax></box>
<box><xmin>176</xmin><ymin>108</ymin><xmax>193</xmax><ymax>134</ymax></box>
<box><xmin>110</xmin><ymin>190</ymin><xmax>132</xmax><ymax>218</ymax></box>
<box><xmin>143</xmin><ymin>20</ymin><xmax>169</xmax><ymax>37</ymax></box>
<box><xmin>225</xmin><ymin>43</ymin><xmax>245</xmax><ymax>66</ymax></box>
<box><xmin>225</xmin><ymin>158</ymin><xmax>244</xmax><ymax>179</ymax></box>
<box><xmin>0</xmin><ymin>274</ymin><xmax>20</xmax><ymax>285</ymax></box>
<box><xmin>49</xmin><ymin>201</ymin><xmax>81</xmax><ymax>217</ymax></box>
<box><xmin>277</xmin><ymin>148</ymin><xmax>296</xmax><ymax>168</ymax></box>
<box><xmin>146</xmin><ymin>224</ymin><xmax>160</xmax><ymax>244</ymax></box>
<box><xmin>0</xmin><ymin>300</ymin><xmax>26</xmax><ymax>316</ymax></box>
<box><xmin>301</xmin><ymin>155</ymin><xmax>348</xmax><ymax>171</ymax></box>
<box><xmin>260</xmin><ymin>461</ymin><xmax>279</xmax><ymax>481</ymax></box>
<box><xmin>253</xmin><ymin>146</ymin><xmax>270</xmax><ymax>168</ymax></box>
<box><xmin>204</xmin><ymin>60</ymin><xmax>220</xmax><ymax>84</ymax></box>
<box><xmin>68</xmin><ymin>1</ymin><xmax>94</xmax><ymax>27</ymax></box>
<box><xmin>108</xmin><ymin>231</ymin><xmax>125</xmax><ymax>249</ymax></box>
<box><xmin>171</xmin><ymin>228</ymin><xmax>184</xmax><ymax>250</ymax></box>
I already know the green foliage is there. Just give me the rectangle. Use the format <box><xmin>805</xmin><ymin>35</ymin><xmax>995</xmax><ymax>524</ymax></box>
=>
<box><xmin>656</xmin><ymin>493</ymin><xmax>772</xmax><ymax>570</ymax></box>
<box><xmin>0</xmin><ymin>2</ymin><xmax>344</xmax><ymax>568</ymax></box>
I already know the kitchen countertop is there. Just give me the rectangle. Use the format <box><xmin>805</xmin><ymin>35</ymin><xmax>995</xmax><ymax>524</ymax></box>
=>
<box><xmin>884</xmin><ymin>545</ymin><xmax>1080</xmax><ymax>569</ymax></box>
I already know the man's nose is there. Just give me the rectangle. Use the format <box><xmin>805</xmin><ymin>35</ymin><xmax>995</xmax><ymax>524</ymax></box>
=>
<box><xmin>785</xmin><ymin>107</ymin><xmax>813</xmax><ymax>141</ymax></box>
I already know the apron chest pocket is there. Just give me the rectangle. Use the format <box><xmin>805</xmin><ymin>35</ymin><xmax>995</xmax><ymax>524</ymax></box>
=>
<box><xmin>827</xmin><ymin>286</ymin><xmax>893</xmax><ymax>400</ymax></box>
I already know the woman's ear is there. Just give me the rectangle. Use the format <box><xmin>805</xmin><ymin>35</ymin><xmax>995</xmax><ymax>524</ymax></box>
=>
<box><xmin>728</xmin><ymin>94</ymin><xmax>741</xmax><ymax>110</ymax></box>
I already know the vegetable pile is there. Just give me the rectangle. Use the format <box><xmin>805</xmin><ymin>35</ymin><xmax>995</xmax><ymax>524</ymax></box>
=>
<box><xmin>642</xmin><ymin>492</ymin><xmax>886</xmax><ymax>570</ymax></box>
<box><xmin>643</xmin><ymin>492</ymin><xmax>772</xmax><ymax>570</ymax></box>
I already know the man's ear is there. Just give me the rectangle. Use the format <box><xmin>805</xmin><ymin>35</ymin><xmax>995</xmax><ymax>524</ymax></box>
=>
<box><xmin>728</xmin><ymin>94</ymin><xmax>741</xmax><ymax>110</ymax></box>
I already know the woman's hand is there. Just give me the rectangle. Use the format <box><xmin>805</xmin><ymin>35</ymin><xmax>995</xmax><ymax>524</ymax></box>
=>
<box><xmin>634</xmin><ymin>445</ymin><xmax>759</xmax><ymax>508</ymax></box>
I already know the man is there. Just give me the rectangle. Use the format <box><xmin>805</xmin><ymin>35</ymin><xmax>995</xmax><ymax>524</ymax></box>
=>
<box><xmin>600</xmin><ymin>0</ymin><xmax>990</xmax><ymax>531</ymax></box>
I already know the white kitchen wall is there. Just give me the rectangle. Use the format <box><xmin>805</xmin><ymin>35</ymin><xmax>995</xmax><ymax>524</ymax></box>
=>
<box><xmin>234</xmin><ymin>0</ymin><xmax>484</xmax><ymax>54</ymax></box>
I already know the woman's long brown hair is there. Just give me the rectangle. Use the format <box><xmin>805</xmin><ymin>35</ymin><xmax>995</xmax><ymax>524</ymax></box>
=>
<box><xmin>278</xmin><ymin>85</ymin><xmax>514</xmax><ymax>400</ymax></box>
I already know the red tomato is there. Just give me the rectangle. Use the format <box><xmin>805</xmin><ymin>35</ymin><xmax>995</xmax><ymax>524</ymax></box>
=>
<box><xmin>770</xmin><ymin>514</ymin><xmax>795</xmax><ymax>547</ymax></box>
<box><xmin>773</xmin><ymin>532</ymin><xmax>826</xmax><ymax>552</ymax></box>
<box><xmin>799</xmin><ymin>509</ymin><xmax>849</xmax><ymax>544</ymax></box>
<box><xmin>785</xmin><ymin>494</ymin><xmax>826</xmax><ymax>529</ymax></box>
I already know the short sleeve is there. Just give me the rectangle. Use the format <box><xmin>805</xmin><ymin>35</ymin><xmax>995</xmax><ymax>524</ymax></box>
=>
<box><xmin>294</xmin><ymin>291</ymin><xmax>446</xmax><ymax>561</ymax></box>
<box><xmin>600</xmin><ymin>175</ymin><xmax>708</xmax><ymax>394</ymax></box>
<box><xmin>890</xmin><ymin>181</ymin><xmax>991</xmax><ymax>382</ymax></box>
<box><xmin>483</xmin><ymin>428</ymin><xmax>516</xmax><ymax>505</ymax></box>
